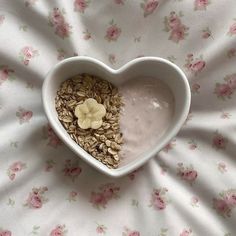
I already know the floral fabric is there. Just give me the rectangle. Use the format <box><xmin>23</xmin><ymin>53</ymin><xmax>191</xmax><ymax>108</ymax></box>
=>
<box><xmin>0</xmin><ymin>0</ymin><xmax>236</xmax><ymax>235</ymax></box>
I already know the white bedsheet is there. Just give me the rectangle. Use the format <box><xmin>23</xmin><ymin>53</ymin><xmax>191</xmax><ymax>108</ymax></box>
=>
<box><xmin>0</xmin><ymin>0</ymin><xmax>236</xmax><ymax>235</ymax></box>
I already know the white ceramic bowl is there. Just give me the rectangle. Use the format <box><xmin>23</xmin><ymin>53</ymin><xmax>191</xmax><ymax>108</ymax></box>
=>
<box><xmin>42</xmin><ymin>56</ymin><xmax>191</xmax><ymax>177</ymax></box>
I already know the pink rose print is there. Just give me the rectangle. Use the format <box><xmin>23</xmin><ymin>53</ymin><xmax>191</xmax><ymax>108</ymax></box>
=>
<box><xmin>184</xmin><ymin>54</ymin><xmax>206</xmax><ymax>75</ymax></box>
<box><xmin>162</xmin><ymin>138</ymin><xmax>176</xmax><ymax>152</ymax></box>
<box><xmin>0</xmin><ymin>65</ymin><xmax>14</xmax><ymax>86</ymax></box>
<box><xmin>114</xmin><ymin>0</ymin><xmax>125</xmax><ymax>4</ymax></box>
<box><xmin>49</xmin><ymin>8</ymin><xmax>72</xmax><ymax>39</ymax></box>
<box><xmin>214</xmin><ymin>73</ymin><xmax>236</xmax><ymax>100</ymax></box>
<box><xmin>149</xmin><ymin>188</ymin><xmax>169</xmax><ymax>210</ymax></box>
<box><xmin>96</xmin><ymin>224</ymin><xmax>107</xmax><ymax>234</ymax></box>
<box><xmin>0</xmin><ymin>229</ymin><xmax>12</xmax><ymax>236</ymax></box>
<box><xmin>24</xmin><ymin>186</ymin><xmax>48</xmax><ymax>209</ymax></box>
<box><xmin>28</xmin><ymin>194</ymin><xmax>42</xmax><ymax>208</ymax></box>
<box><xmin>212</xmin><ymin>131</ymin><xmax>228</xmax><ymax>150</ymax></box>
<box><xmin>90</xmin><ymin>183</ymin><xmax>120</xmax><ymax>209</ymax></box>
<box><xmin>90</xmin><ymin>192</ymin><xmax>107</xmax><ymax>209</ymax></box>
<box><xmin>170</xmin><ymin>26</ymin><xmax>187</xmax><ymax>43</ymax></box>
<box><xmin>213</xmin><ymin>199</ymin><xmax>230</xmax><ymax>217</ymax></box>
<box><xmin>213</xmin><ymin>189</ymin><xmax>236</xmax><ymax>217</ymax></box>
<box><xmin>45</xmin><ymin>160</ymin><xmax>56</xmax><ymax>172</ymax></box>
<box><xmin>55</xmin><ymin>23</ymin><xmax>72</xmax><ymax>39</ymax></box>
<box><xmin>191</xmin><ymin>83</ymin><xmax>200</xmax><ymax>94</ymax></box>
<box><xmin>194</xmin><ymin>0</ymin><xmax>210</xmax><ymax>10</ymax></box>
<box><xmin>24</xmin><ymin>47</ymin><xmax>36</xmax><ymax>59</ymax></box>
<box><xmin>225</xmin><ymin>73</ymin><xmax>236</xmax><ymax>89</ymax></box>
<box><xmin>108</xmin><ymin>54</ymin><xmax>116</xmax><ymax>65</ymax></box>
<box><xmin>7</xmin><ymin>161</ymin><xmax>26</xmax><ymax>180</ymax></box>
<box><xmin>228</xmin><ymin>22</ymin><xmax>236</xmax><ymax>36</ymax></box>
<box><xmin>190</xmin><ymin>196</ymin><xmax>199</xmax><ymax>207</ymax></box>
<box><xmin>63</xmin><ymin>159</ymin><xmax>82</xmax><ymax>181</ymax></box>
<box><xmin>221</xmin><ymin>111</ymin><xmax>231</xmax><ymax>119</ymax></box>
<box><xmin>49</xmin><ymin>8</ymin><xmax>64</xmax><ymax>25</ymax></box>
<box><xmin>67</xmin><ymin>191</ymin><xmax>78</xmax><ymax>202</ymax></box>
<box><xmin>105</xmin><ymin>20</ymin><xmax>121</xmax><ymax>42</ymax></box>
<box><xmin>227</xmin><ymin>48</ymin><xmax>236</xmax><ymax>58</ymax></box>
<box><xmin>122</xmin><ymin>227</ymin><xmax>140</xmax><ymax>236</ymax></box>
<box><xmin>177</xmin><ymin>163</ymin><xmax>198</xmax><ymax>185</ymax></box>
<box><xmin>83</xmin><ymin>29</ymin><xmax>92</xmax><ymax>40</ymax></box>
<box><xmin>16</xmin><ymin>107</ymin><xmax>33</xmax><ymax>124</ymax></box>
<box><xmin>50</xmin><ymin>225</ymin><xmax>67</xmax><ymax>236</ymax></box>
<box><xmin>19</xmin><ymin>46</ymin><xmax>39</xmax><ymax>66</ymax></box>
<box><xmin>25</xmin><ymin>0</ymin><xmax>38</xmax><ymax>7</ymax></box>
<box><xmin>74</xmin><ymin>0</ymin><xmax>90</xmax><ymax>13</ymax></box>
<box><xmin>167</xmin><ymin>12</ymin><xmax>181</xmax><ymax>29</ymax></box>
<box><xmin>188</xmin><ymin>139</ymin><xmax>198</xmax><ymax>150</ymax></box>
<box><xmin>202</xmin><ymin>27</ymin><xmax>212</xmax><ymax>39</ymax></box>
<box><xmin>127</xmin><ymin>167</ymin><xmax>143</xmax><ymax>180</ymax></box>
<box><xmin>218</xmin><ymin>162</ymin><xmax>227</xmax><ymax>173</ymax></box>
<box><xmin>0</xmin><ymin>15</ymin><xmax>5</xmax><ymax>26</ymax></box>
<box><xmin>42</xmin><ymin>123</ymin><xmax>62</xmax><ymax>148</ymax></box>
<box><xmin>214</xmin><ymin>83</ymin><xmax>233</xmax><ymax>99</ymax></box>
<box><xmin>179</xmin><ymin>229</ymin><xmax>192</xmax><ymax>236</ymax></box>
<box><xmin>164</xmin><ymin>11</ymin><xmax>189</xmax><ymax>43</ymax></box>
<box><xmin>191</xmin><ymin>61</ymin><xmax>206</xmax><ymax>72</ymax></box>
<box><xmin>140</xmin><ymin>0</ymin><xmax>159</xmax><ymax>17</ymax></box>
<box><xmin>100</xmin><ymin>183</ymin><xmax>120</xmax><ymax>201</ymax></box>
<box><xmin>226</xmin><ymin>193</ymin><xmax>236</xmax><ymax>206</ymax></box>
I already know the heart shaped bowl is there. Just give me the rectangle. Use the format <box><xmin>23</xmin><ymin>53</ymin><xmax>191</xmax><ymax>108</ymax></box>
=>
<box><xmin>42</xmin><ymin>56</ymin><xmax>191</xmax><ymax>177</ymax></box>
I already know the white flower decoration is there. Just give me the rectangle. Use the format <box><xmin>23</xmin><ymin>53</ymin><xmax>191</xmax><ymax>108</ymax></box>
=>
<box><xmin>74</xmin><ymin>98</ymin><xmax>106</xmax><ymax>129</ymax></box>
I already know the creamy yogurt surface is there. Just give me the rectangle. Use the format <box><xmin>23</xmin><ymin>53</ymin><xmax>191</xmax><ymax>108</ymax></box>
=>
<box><xmin>119</xmin><ymin>77</ymin><xmax>174</xmax><ymax>165</ymax></box>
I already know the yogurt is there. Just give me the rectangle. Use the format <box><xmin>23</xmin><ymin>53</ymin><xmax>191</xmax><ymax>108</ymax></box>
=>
<box><xmin>119</xmin><ymin>77</ymin><xmax>174</xmax><ymax>165</ymax></box>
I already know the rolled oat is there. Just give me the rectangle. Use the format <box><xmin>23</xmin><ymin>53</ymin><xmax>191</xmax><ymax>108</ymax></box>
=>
<box><xmin>55</xmin><ymin>74</ymin><xmax>123</xmax><ymax>168</ymax></box>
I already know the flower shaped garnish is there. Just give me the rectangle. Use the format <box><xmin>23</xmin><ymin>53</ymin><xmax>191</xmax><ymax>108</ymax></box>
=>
<box><xmin>74</xmin><ymin>98</ymin><xmax>106</xmax><ymax>129</ymax></box>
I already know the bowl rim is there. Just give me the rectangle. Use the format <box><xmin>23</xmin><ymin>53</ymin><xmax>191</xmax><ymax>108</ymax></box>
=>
<box><xmin>42</xmin><ymin>56</ymin><xmax>191</xmax><ymax>177</ymax></box>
